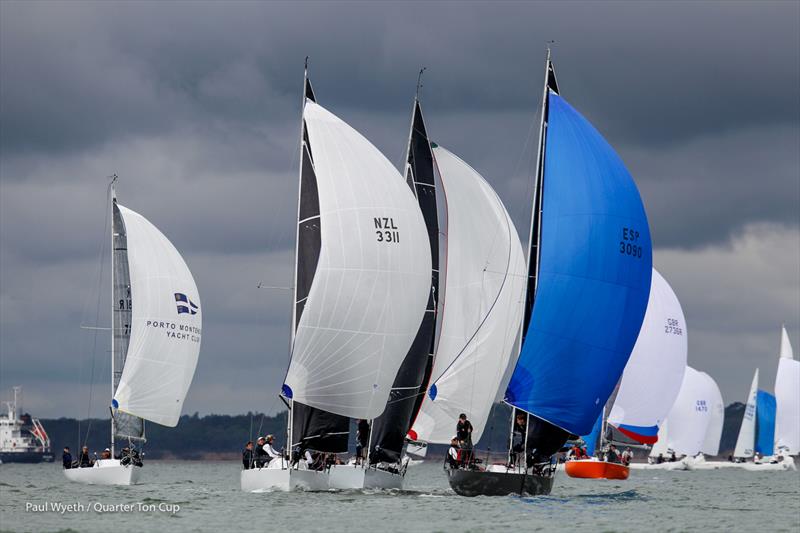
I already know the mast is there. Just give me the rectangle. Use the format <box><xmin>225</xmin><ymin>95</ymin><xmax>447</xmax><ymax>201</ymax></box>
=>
<box><xmin>511</xmin><ymin>47</ymin><xmax>557</xmax><ymax>466</ymax></box>
<box><xmin>110</xmin><ymin>174</ymin><xmax>117</xmax><ymax>458</ymax></box>
<box><xmin>287</xmin><ymin>59</ymin><xmax>314</xmax><ymax>455</ymax></box>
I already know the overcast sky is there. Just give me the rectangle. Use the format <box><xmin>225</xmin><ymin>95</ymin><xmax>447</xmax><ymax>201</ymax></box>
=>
<box><xmin>1</xmin><ymin>1</ymin><xmax>798</xmax><ymax>419</ymax></box>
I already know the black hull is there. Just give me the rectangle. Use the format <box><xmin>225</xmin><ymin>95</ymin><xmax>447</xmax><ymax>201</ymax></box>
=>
<box><xmin>0</xmin><ymin>451</ymin><xmax>54</xmax><ymax>464</ymax></box>
<box><xmin>446</xmin><ymin>468</ymin><xmax>554</xmax><ymax>497</ymax></box>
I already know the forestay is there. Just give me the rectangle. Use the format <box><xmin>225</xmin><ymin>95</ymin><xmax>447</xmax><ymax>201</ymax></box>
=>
<box><xmin>112</xmin><ymin>205</ymin><xmax>202</xmax><ymax>427</ymax></box>
<box><xmin>283</xmin><ymin>101</ymin><xmax>432</xmax><ymax>420</ymax></box>
<box><xmin>410</xmin><ymin>145</ymin><xmax>526</xmax><ymax>444</ymax></box>
<box><xmin>608</xmin><ymin>269</ymin><xmax>687</xmax><ymax>444</ymax></box>
<box><xmin>506</xmin><ymin>91</ymin><xmax>652</xmax><ymax>436</ymax></box>
<box><xmin>774</xmin><ymin>326</ymin><xmax>799</xmax><ymax>454</ymax></box>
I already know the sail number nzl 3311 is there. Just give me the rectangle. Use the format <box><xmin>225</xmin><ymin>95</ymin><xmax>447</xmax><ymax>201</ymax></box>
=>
<box><xmin>619</xmin><ymin>227</ymin><xmax>643</xmax><ymax>258</ymax></box>
<box><xmin>375</xmin><ymin>217</ymin><xmax>400</xmax><ymax>243</ymax></box>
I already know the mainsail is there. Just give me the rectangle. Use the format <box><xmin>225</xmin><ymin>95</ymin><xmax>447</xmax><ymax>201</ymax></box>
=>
<box><xmin>111</xmin><ymin>204</ymin><xmax>202</xmax><ymax>427</ymax></box>
<box><xmin>607</xmin><ymin>269</ymin><xmax>688</xmax><ymax>444</ymax></box>
<box><xmin>505</xmin><ymin>56</ymin><xmax>652</xmax><ymax>455</ymax></box>
<box><xmin>370</xmin><ymin>98</ymin><xmax>440</xmax><ymax>463</ymax></box>
<box><xmin>282</xmin><ymin>78</ymin><xmax>431</xmax><ymax>439</ymax></box>
<box><xmin>774</xmin><ymin>326</ymin><xmax>799</xmax><ymax>454</ymax></box>
<box><xmin>755</xmin><ymin>390</ymin><xmax>776</xmax><ymax>456</ymax></box>
<box><xmin>700</xmin><ymin>372</ymin><xmax>724</xmax><ymax>456</ymax></box>
<box><xmin>732</xmin><ymin>369</ymin><xmax>759</xmax><ymax>458</ymax></box>
<box><xmin>111</xmin><ymin>201</ymin><xmax>144</xmax><ymax>439</ymax></box>
<box><xmin>409</xmin><ymin>145</ymin><xmax>527</xmax><ymax>445</ymax></box>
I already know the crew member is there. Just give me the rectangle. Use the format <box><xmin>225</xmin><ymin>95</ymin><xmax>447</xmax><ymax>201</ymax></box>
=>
<box><xmin>263</xmin><ymin>435</ymin><xmax>282</xmax><ymax>464</ymax></box>
<box><xmin>621</xmin><ymin>447</ymin><xmax>633</xmax><ymax>466</ymax></box>
<box><xmin>447</xmin><ymin>437</ymin><xmax>460</xmax><ymax>468</ymax></box>
<box><xmin>605</xmin><ymin>445</ymin><xmax>620</xmax><ymax>463</ymax></box>
<box><xmin>242</xmin><ymin>441</ymin><xmax>254</xmax><ymax>470</ymax></box>
<box><xmin>78</xmin><ymin>446</ymin><xmax>93</xmax><ymax>467</ymax></box>
<box><xmin>255</xmin><ymin>437</ymin><xmax>269</xmax><ymax>468</ymax></box>
<box><xmin>356</xmin><ymin>419</ymin><xmax>370</xmax><ymax>464</ymax></box>
<box><xmin>62</xmin><ymin>447</ymin><xmax>72</xmax><ymax>469</ymax></box>
<box><xmin>101</xmin><ymin>448</ymin><xmax>112</xmax><ymax>460</ymax></box>
<box><xmin>456</xmin><ymin>413</ymin><xmax>473</xmax><ymax>450</ymax></box>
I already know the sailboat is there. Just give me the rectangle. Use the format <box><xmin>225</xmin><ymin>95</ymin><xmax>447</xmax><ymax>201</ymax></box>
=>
<box><xmin>65</xmin><ymin>178</ymin><xmax>202</xmax><ymax>485</ymax></box>
<box><xmin>773</xmin><ymin>326</ymin><xmax>799</xmax><ymax>457</ymax></box>
<box><xmin>241</xmin><ymin>65</ymin><xmax>432</xmax><ymax>492</ymax></box>
<box><xmin>639</xmin><ymin>366</ymin><xmax>716</xmax><ymax>470</ymax></box>
<box><xmin>732</xmin><ymin>369</ymin><xmax>760</xmax><ymax>461</ymax></box>
<box><xmin>566</xmin><ymin>268</ymin><xmax>688</xmax><ymax>480</ymax></box>
<box><xmin>445</xmin><ymin>50</ymin><xmax>653</xmax><ymax>497</ymax></box>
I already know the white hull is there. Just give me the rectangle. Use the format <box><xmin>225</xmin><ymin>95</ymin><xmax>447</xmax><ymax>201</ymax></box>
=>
<box><xmin>630</xmin><ymin>458</ymin><xmax>690</xmax><ymax>471</ymax></box>
<box><xmin>63</xmin><ymin>459</ymin><xmax>141</xmax><ymax>485</ymax></box>
<box><xmin>741</xmin><ymin>456</ymin><xmax>797</xmax><ymax>472</ymax></box>
<box><xmin>240</xmin><ymin>461</ymin><xmax>329</xmax><ymax>492</ymax></box>
<box><xmin>328</xmin><ymin>464</ymin><xmax>404</xmax><ymax>490</ymax></box>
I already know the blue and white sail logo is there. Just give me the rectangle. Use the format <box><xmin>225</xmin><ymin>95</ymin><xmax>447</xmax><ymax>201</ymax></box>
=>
<box><xmin>174</xmin><ymin>293</ymin><xmax>199</xmax><ymax>315</ymax></box>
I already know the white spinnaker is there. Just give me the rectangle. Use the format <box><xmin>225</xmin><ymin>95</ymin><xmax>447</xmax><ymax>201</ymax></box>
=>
<box><xmin>700</xmin><ymin>371</ymin><xmax>724</xmax><ymax>456</ymax></box>
<box><xmin>774</xmin><ymin>326</ymin><xmax>799</xmax><ymax>454</ymax></box>
<box><xmin>284</xmin><ymin>101</ymin><xmax>432</xmax><ymax>420</ymax></box>
<box><xmin>113</xmin><ymin>205</ymin><xmax>201</xmax><ymax>427</ymax></box>
<box><xmin>409</xmin><ymin>146</ymin><xmax>526</xmax><ymax>444</ymax></box>
<box><xmin>608</xmin><ymin>269</ymin><xmax>687</xmax><ymax>436</ymax></box>
<box><xmin>657</xmin><ymin>366</ymin><xmax>711</xmax><ymax>456</ymax></box>
<box><xmin>733</xmin><ymin>369</ymin><xmax>759</xmax><ymax>458</ymax></box>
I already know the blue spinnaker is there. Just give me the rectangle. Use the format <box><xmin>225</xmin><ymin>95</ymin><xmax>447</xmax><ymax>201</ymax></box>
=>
<box><xmin>581</xmin><ymin>412</ymin><xmax>603</xmax><ymax>457</ymax></box>
<box><xmin>755</xmin><ymin>390</ymin><xmax>776</xmax><ymax>456</ymax></box>
<box><xmin>506</xmin><ymin>92</ymin><xmax>652</xmax><ymax>436</ymax></box>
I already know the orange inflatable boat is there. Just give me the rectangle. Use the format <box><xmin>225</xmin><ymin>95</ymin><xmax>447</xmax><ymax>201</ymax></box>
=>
<box><xmin>564</xmin><ymin>459</ymin><xmax>630</xmax><ymax>480</ymax></box>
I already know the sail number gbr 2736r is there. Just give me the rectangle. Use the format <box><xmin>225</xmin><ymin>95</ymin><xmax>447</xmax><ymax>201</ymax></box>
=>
<box><xmin>375</xmin><ymin>217</ymin><xmax>400</xmax><ymax>243</ymax></box>
<box><xmin>619</xmin><ymin>227</ymin><xmax>643</xmax><ymax>258</ymax></box>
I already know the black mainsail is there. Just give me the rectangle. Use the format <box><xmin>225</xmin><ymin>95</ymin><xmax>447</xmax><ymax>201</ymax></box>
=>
<box><xmin>369</xmin><ymin>96</ymin><xmax>440</xmax><ymax>464</ymax></box>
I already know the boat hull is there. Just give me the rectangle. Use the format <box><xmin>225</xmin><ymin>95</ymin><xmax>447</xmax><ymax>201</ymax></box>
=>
<box><xmin>629</xmin><ymin>458</ymin><xmax>689</xmax><ymax>471</ymax></box>
<box><xmin>564</xmin><ymin>459</ymin><xmax>629</xmax><ymax>480</ymax></box>
<box><xmin>328</xmin><ymin>464</ymin><xmax>404</xmax><ymax>490</ymax></box>
<box><xmin>0</xmin><ymin>451</ymin><xmax>54</xmax><ymax>464</ymax></box>
<box><xmin>446</xmin><ymin>468</ymin><xmax>554</xmax><ymax>497</ymax></box>
<box><xmin>240</xmin><ymin>464</ymin><xmax>329</xmax><ymax>492</ymax></box>
<box><xmin>741</xmin><ymin>456</ymin><xmax>797</xmax><ymax>472</ymax></box>
<box><xmin>63</xmin><ymin>459</ymin><xmax>141</xmax><ymax>485</ymax></box>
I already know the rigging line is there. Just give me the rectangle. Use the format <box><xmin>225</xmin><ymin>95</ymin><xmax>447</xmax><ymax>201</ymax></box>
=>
<box><xmin>82</xmin><ymin>179</ymin><xmax>113</xmax><ymax>448</ymax></box>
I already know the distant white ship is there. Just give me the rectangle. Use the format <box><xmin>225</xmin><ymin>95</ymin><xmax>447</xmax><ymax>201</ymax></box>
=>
<box><xmin>0</xmin><ymin>387</ymin><xmax>53</xmax><ymax>464</ymax></box>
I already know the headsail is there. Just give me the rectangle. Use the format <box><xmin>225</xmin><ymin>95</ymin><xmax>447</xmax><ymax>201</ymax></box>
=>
<box><xmin>409</xmin><ymin>145</ymin><xmax>527</xmax><ymax>445</ymax></box>
<box><xmin>506</xmin><ymin>57</ymin><xmax>653</xmax><ymax>449</ymax></box>
<box><xmin>282</xmin><ymin>100</ymin><xmax>432</xmax><ymax>420</ymax></box>
<box><xmin>370</xmin><ymin>98</ymin><xmax>440</xmax><ymax>463</ymax></box>
<box><xmin>700</xmin><ymin>372</ymin><xmax>724</xmax><ymax>456</ymax></box>
<box><xmin>657</xmin><ymin>366</ymin><xmax>712</xmax><ymax>457</ymax></box>
<box><xmin>112</xmin><ymin>205</ymin><xmax>201</xmax><ymax>427</ymax></box>
<box><xmin>111</xmin><ymin>201</ymin><xmax>144</xmax><ymax>440</ymax></box>
<box><xmin>774</xmin><ymin>326</ymin><xmax>799</xmax><ymax>454</ymax></box>
<box><xmin>732</xmin><ymin>369</ymin><xmax>759</xmax><ymax>458</ymax></box>
<box><xmin>608</xmin><ymin>269</ymin><xmax>688</xmax><ymax>444</ymax></box>
<box><xmin>755</xmin><ymin>390</ymin><xmax>776</xmax><ymax>456</ymax></box>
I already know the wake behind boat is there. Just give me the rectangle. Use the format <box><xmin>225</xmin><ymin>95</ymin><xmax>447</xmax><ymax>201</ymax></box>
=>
<box><xmin>65</xmin><ymin>177</ymin><xmax>202</xmax><ymax>486</ymax></box>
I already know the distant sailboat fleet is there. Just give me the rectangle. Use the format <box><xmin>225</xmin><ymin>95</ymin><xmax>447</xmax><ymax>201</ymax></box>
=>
<box><xmin>60</xmin><ymin>51</ymin><xmax>798</xmax><ymax>493</ymax></box>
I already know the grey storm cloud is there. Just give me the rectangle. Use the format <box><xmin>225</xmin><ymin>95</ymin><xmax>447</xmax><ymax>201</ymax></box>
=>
<box><xmin>0</xmin><ymin>0</ymin><xmax>798</xmax><ymax>417</ymax></box>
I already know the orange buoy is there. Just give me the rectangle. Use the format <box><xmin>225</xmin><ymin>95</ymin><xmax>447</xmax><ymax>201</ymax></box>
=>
<box><xmin>564</xmin><ymin>459</ymin><xmax>629</xmax><ymax>480</ymax></box>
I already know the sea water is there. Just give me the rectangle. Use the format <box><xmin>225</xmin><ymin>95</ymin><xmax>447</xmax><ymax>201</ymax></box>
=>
<box><xmin>0</xmin><ymin>461</ymin><xmax>798</xmax><ymax>532</ymax></box>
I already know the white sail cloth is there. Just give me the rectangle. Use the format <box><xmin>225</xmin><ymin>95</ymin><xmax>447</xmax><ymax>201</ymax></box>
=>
<box><xmin>284</xmin><ymin>101</ymin><xmax>432</xmax><ymax>420</ymax></box>
<box><xmin>409</xmin><ymin>146</ymin><xmax>526</xmax><ymax>445</ymax></box>
<box><xmin>700</xmin><ymin>372</ymin><xmax>724</xmax><ymax>456</ymax></box>
<box><xmin>608</xmin><ymin>269</ymin><xmax>687</xmax><ymax>437</ymax></box>
<box><xmin>733</xmin><ymin>369</ymin><xmax>759</xmax><ymax>458</ymax></box>
<box><xmin>655</xmin><ymin>366</ymin><xmax>712</xmax><ymax>456</ymax></box>
<box><xmin>113</xmin><ymin>205</ymin><xmax>201</xmax><ymax>427</ymax></box>
<box><xmin>774</xmin><ymin>327</ymin><xmax>799</xmax><ymax>454</ymax></box>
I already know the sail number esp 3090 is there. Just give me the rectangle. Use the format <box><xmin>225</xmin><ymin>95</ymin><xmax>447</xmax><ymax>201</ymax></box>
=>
<box><xmin>619</xmin><ymin>227</ymin><xmax>643</xmax><ymax>258</ymax></box>
<box><xmin>375</xmin><ymin>217</ymin><xmax>400</xmax><ymax>243</ymax></box>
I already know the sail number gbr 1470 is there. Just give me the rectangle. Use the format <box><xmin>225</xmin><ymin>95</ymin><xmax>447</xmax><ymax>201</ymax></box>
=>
<box><xmin>619</xmin><ymin>227</ymin><xmax>643</xmax><ymax>258</ymax></box>
<box><xmin>375</xmin><ymin>217</ymin><xmax>400</xmax><ymax>243</ymax></box>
